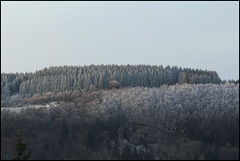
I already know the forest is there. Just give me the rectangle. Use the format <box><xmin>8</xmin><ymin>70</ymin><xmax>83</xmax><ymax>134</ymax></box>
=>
<box><xmin>1</xmin><ymin>65</ymin><xmax>239</xmax><ymax>160</ymax></box>
<box><xmin>1</xmin><ymin>65</ymin><xmax>223</xmax><ymax>100</ymax></box>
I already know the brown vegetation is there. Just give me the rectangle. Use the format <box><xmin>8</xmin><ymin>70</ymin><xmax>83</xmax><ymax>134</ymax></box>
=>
<box><xmin>107</xmin><ymin>80</ymin><xmax>121</xmax><ymax>90</ymax></box>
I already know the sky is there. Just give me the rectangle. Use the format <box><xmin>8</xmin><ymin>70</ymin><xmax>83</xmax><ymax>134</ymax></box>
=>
<box><xmin>1</xmin><ymin>1</ymin><xmax>239</xmax><ymax>80</ymax></box>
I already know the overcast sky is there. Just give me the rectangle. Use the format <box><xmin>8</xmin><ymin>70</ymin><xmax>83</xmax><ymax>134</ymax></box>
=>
<box><xmin>1</xmin><ymin>1</ymin><xmax>239</xmax><ymax>80</ymax></box>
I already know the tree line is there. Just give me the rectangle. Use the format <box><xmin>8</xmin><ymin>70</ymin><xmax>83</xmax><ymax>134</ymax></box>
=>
<box><xmin>1</xmin><ymin>64</ymin><xmax>223</xmax><ymax>99</ymax></box>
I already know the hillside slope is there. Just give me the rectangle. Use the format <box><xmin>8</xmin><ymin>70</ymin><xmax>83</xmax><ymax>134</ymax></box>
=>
<box><xmin>1</xmin><ymin>83</ymin><xmax>239</xmax><ymax>160</ymax></box>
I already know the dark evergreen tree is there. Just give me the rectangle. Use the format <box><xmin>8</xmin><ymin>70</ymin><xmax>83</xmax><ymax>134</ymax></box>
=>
<box><xmin>14</xmin><ymin>127</ymin><xmax>31</xmax><ymax>160</ymax></box>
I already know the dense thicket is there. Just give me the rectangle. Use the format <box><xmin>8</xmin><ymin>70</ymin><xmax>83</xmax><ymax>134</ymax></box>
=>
<box><xmin>1</xmin><ymin>83</ymin><xmax>239</xmax><ymax>160</ymax></box>
<box><xmin>1</xmin><ymin>65</ymin><xmax>222</xmax><ymax>99</ymax></box>
<box><xmin>80</xmin><ymin>83</ymin><xmax>239</xmax><ymax>146</ymax></box>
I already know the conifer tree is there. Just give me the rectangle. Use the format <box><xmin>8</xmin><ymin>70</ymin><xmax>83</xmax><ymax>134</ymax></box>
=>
<box><xmin>14</xmin><ymin>126</ymin><xmax>31</xmax><ymax>160</ymax></box>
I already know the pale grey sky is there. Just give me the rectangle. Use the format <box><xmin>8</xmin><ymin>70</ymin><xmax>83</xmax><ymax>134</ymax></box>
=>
<box><xmin>1</xmin><ymin>1</ymin><xmax>239</xmax><ymax>80</ymax></box>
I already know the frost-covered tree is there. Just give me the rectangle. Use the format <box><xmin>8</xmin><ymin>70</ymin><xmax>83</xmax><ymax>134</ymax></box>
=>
<box><xmin>1</xmin><ymin>65</ymin><xmax>223</xmax><ymax>98</ymax></box>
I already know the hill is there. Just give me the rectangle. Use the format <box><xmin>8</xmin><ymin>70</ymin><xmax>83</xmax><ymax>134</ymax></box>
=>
<box><xmin>1</xmin><ymin>64</ymin><xmax>222</xmax><ymax>100</ymax></box>
<box><xmin>1</xmin><ymin>83</ymin><xmax>239</xmax><ymax>160</ymax></box>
